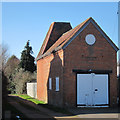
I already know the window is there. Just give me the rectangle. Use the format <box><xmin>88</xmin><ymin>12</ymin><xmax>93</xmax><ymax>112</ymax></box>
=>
<box><xmin>49</xmin><ymin>78</ymin><xmax>52</xmax><ymax>90</ymax></box>
<box><xmin>56</xmin><ymin>77</ymin><xmax>59</xmax><ymax>91</ymax></box>
<box><xmin>85</xmin><ymin>34</ymin><xmax>96</xmax><ymax>45</ymax></box>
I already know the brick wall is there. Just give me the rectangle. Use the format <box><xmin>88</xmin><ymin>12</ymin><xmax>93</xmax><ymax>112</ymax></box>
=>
<box><xmin>37</xmin><ymin>49</ymin><xmax>64</xmax><ymax>106</ymax></box>
<box><xmin>63</xmin><ymin>22</ymin><xmax>117</xmax><ymax>107</ymax></box>
<box><xmin>37</xmin><ymin>54</ymin><xmax>53</xmax><ymax>103</ymax></box>
<box><xmin>37</xmin><ymin>22</ymin><xmax>117</xmax><ymax>107</ymax></box>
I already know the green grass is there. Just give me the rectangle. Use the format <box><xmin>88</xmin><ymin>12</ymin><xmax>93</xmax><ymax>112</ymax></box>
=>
<box><xmin>11</xmin><ymin>94</ymin><xmax>72</xmax><ymax>115</ymax></box>
<box><xmin>11</xmin><ymin>94</ymin><xmax>45</xmax><ymax>104</ymax></box>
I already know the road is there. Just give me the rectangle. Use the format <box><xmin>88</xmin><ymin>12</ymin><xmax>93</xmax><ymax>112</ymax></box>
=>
<box><xmin>7</xmin><ymin>95</ymin><xmax>120</xmax><ymax>120</ymax></box>
<box><xmin>7</xmin><ymin>95</ymin><xmax>56</xmax><ymax>119</ymax></box>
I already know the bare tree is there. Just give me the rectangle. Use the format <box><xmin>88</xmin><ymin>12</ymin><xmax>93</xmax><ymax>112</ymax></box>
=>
<box><xmin>0</xmin><ymin>44</ymin><xmax>9</xmax><ymax>119</ymax></box>
<box><xmin>0</xmin><ymin>44</ymin><xmax>9</xmax><ymax>71</ymax></box>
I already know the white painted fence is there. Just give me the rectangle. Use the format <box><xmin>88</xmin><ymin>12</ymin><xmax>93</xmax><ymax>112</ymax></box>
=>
<box><xmin>27</xmin><ymin>82</ymin><xmax>37</xmax><ymax>98</ymax></box>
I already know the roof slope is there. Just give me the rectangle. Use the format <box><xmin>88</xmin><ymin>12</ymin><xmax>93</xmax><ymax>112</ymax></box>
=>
<box><xmin>37</xmin><ymin>22</ymin><xmax>72</xmax><ymax>58</ymax></box>
<box><xmin>37</xmin><ymin>17</ymin><xmax>119</xmax><ymax>60</ymax></box>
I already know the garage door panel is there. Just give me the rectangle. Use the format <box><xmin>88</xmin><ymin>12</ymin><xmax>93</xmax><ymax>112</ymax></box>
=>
<box><xmin>77</xmin><ymin>73</ymin><xmax>109</xmax><ymax>106</ymax></box>
<box><xmin>77</xmin><ymin>74</ymin><xmax>92</xmax><ymax>105</ymax></box>
<box><xmin>93</xmin><ymin>74</ymin><xmax>108</xmax><ymax>105</ymax></box>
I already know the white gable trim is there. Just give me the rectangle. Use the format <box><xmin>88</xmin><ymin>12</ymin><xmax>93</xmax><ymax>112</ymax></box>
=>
<box><xmin>62</xmin><ymin>20</ymin><xmax>91</xmax><ymax>49</ymax></box>
<box><xmin>62</xmin><ymin>19</ymin><xmax>119</xmax><ymax>51</ymax></box>
<box><xmin>91</xmin><ymin>20</ymin><xmax>118</xmax><ymax>51</ymax></box>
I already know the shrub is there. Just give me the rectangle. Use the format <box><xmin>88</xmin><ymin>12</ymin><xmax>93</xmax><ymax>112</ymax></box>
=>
<box><xmin>13</xmin><ymin>68</ymin><xmax>36</xmax><ymax>94</ymax></box>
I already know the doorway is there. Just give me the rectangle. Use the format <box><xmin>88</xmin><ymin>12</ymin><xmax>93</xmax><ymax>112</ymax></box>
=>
<box><xmin>77</xmin><ymin>73</ymin><xmax>109</xmax><ymax>107</ymax></box>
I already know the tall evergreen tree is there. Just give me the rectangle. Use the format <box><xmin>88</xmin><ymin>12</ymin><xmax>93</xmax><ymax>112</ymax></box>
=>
<box><xmin>19</xmin><ymin>40</ymin><xmax>36</xmax><ymax>72</ymax></box>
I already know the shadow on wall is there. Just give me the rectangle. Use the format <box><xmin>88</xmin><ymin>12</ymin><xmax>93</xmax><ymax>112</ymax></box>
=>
<box><xmin>47</xmin><ymin>52</ymin><xmax>63</xmax><ymax>107</ymax></box>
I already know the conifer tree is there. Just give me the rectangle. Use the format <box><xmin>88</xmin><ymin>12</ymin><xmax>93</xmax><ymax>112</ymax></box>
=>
<box><xmin>19</xmin><ymin>40</ymin><xmax>36</xmax><ymax>72</ymax></box>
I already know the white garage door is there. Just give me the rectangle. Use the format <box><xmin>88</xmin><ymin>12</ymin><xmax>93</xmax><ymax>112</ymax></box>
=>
<box><xmin>77</xmin><ymin>73</ymin><xmax>108</xmax><ymax>106</ymax></box>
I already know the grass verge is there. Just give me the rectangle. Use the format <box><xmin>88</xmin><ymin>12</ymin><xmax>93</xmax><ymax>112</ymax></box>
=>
<box><xmin>10</xmin><ymin>94</ymin><xmax>42</xmax><ymax>112</ymax></box>
<box><xmin>11</xmin><ymin>94</ymin><xmax>72</xmax><ymax>115</ymax></box>
<box><xmin>11</xmin><ymin>94</ymin><xmax>45</xmax><ymax>104</ymax></box>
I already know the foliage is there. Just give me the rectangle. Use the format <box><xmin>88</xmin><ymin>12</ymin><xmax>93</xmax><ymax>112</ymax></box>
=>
<box><xmin>4</xmin><ymin>55</ymin><xmax>20</xmax><ymax>94</ymax></box>
<box><xmin>0</xmin><ymin>44</ymin><xmax>9</xmax><ymax>118</ymax></box>
<box><xmin>3</xmin><ymin>41</ymin><xmax>37</xmax><ymax>94</ymax></box>
<box><xmin>12</xmin><ymin>68</ymin><xmax>36</xmax><ymax>94</ymax></box>
<box><xmin>19</xmin><ymin>40</ymin><xmax>36</xmax><ymax>73</ymax></box>
<box><xmin>1</xmin><ymin>42</ymin><xmax>37</xmax><ymax>95</ymax></box>
<box><xmin>4</xmin><ymin>55</ymin><xmax>20</xmax><ymax>76</ymax></box>
<box><xmin>0</xmin><ymin>44</ymin><xmax>9</xmax><ymax>71</ymax></box>
<box><xmin>2</xmin><ymin>71</ymin><xmax>8</xmax><ymax>101</ymax></box>
<box><xmin>12</xmin><ymin>94</ymin><xmax>72</xmax><ymax>114</ymax></box>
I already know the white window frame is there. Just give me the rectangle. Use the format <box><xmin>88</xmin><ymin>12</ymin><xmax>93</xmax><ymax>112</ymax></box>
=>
<box><xmin>56</xmin><ymin>77</ymin><xmax>59</xmax><ymax>91</ymax></box>
<box><xmin>49</xmin><ymin>78</ymin><xmax>52</xmax><ymax>90</ymax></box>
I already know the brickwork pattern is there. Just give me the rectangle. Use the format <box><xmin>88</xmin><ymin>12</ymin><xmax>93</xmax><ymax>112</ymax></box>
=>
<box><xmin>37</xmin><ymin>22</ymin><xmax>118</xmax><ymax>107</ymax></box>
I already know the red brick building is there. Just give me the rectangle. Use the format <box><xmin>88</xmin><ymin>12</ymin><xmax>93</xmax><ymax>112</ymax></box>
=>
<box><xmin>36</xmin><ymin>17</ymin><xmax>119</xmax><ymax>107</ymax></box>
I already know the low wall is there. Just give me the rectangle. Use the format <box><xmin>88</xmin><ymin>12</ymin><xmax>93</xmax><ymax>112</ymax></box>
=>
<box><xmin>27</xmin><ymin>82</ymin><xmax>37</xmax><ymax>98</ymax></box>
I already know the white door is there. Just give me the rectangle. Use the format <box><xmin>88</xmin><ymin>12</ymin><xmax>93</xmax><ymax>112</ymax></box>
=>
<box><xmin>93</xmin><ymin>74</ymin><xmax>108</xmax><ymax>105</ymax></box>
<box><xmin>77</xmin><ymin>73</ymin><xmax>108</xmax><ymax>106</ymax></box>
<box><xmin>77</xmin><ymin>74</ymin><xmax>92</xmax><ymax>105</ymax></box>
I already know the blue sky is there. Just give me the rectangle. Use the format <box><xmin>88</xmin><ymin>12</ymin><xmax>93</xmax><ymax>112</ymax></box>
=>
<box><xmin>2</xmin><ymin>2</ymin><xmax>118</xmax><ymax>59</ymax></box>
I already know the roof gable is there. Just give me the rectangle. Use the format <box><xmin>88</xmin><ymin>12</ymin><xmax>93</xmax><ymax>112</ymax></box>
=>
<box><xmin>37</xmin><ymin>22</ymin><xmax>72</xmax><ymax>58</ymax></box>
<box><xmin>62</xmin><ymin>17</ymin><xmax>119</xmax><ymax>51</ymax></box>
<box><xmin>37</xmin><ymin>17</ymin><xmax>119</xmax><ymax>60</ymax></box>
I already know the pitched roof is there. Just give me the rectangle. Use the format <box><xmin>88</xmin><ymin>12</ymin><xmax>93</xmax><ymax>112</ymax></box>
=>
<box><xmin>36</xmin><ymin>22</ymin><xmax>72</xmax><ymax>58</ymax></box>
<box><xmin>37</xmin><ymin>17</ymin><xmax>119</xmax><ymax>60</ymax></box>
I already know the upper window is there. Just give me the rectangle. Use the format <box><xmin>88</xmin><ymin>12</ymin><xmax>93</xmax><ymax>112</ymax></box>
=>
<box><xmin>49</xmin><ymin>78</ymin><xmax>52</xmax><ymax>90</ymax></box>
<box><xmin>85</xmin><ymin>34</ymin><xmax>96</xmax><ymax>45</ymax></box>
<box><xmin>56</xmin><ymin>77</ymin><xmax>59</xmax><ymax>91</ymax></box>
